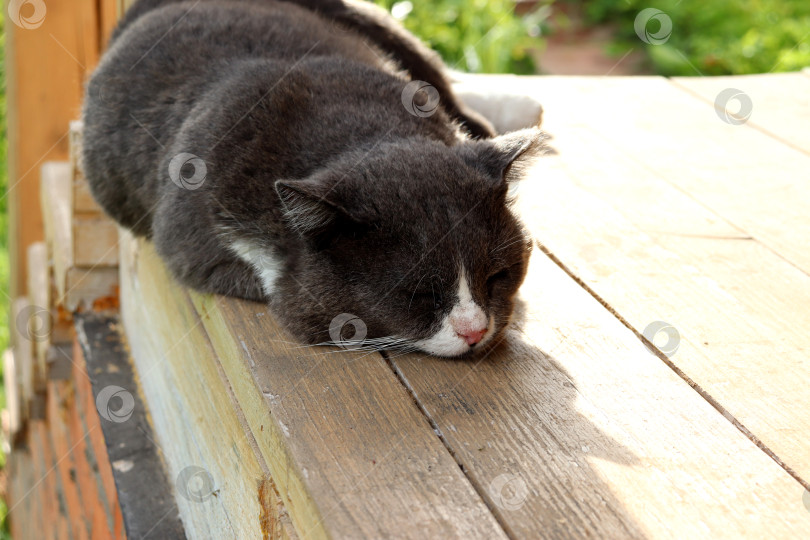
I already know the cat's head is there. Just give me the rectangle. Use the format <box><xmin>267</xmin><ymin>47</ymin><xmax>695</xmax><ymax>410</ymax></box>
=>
<box><xmin>268</xmin><ymin>128</ymin><xmax>545</xmax><ymax>357</ymax></box>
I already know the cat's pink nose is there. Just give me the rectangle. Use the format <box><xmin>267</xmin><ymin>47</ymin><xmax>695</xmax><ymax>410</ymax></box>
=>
<box><xmin>457</xmin><ymin>328</ymin><xmax>487</xmax><ymax>345</ymax></box>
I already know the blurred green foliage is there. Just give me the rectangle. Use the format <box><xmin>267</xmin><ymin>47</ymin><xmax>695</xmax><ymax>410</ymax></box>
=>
<box><xmin>374</xmin><ymin>0</ymin><xmax>546</xmax><ymax>74</ymax></box>
<box><xmin>582</xmin><ymin>0</ymin><xmax>810</xmax><ymax>75</ymax></box>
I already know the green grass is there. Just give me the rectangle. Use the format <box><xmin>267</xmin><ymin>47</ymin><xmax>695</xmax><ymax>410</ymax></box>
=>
<box><xmin>374</xmin><ymin>0</ymin><xmax>546</xmax><ymax>74</ymax></box>
<box><xmin>581</xmin><ymin>0</ymin><xmax>810</xmax><ymax>75</ymax></box>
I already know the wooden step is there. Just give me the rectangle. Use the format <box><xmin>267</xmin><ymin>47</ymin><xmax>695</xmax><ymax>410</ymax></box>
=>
<box><xmin>40</xmin><ymin>161</ymin><xmax>119</xmax><ymax>311</ymax></box>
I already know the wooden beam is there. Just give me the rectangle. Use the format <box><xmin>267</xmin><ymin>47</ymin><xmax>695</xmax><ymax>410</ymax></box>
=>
<box><xmin>510</xmin><ymin>75</ymin><xmax>810</xmax><ymax>484</ymax></box>
<box><xmin>119</xmin><ymin>232</ymin><xmax>300</xmax><ymax>540</ymax></box>
<box><xmin>3</xmin><ymin>349</ymin><xmax>21</xmax><ymax>436</ymax></box>
<box><xmin>26</xmin><ymin>241</ymin><xmax>49</xmax><ymax>390</ymax></box>
<box><xmin>40</xmin><ymin>161</ymin><xmax>118</xmax><ymax>311</ymax></box>
<box><xmin>671</xmin><ymin>72</ymin><xmax>810</xmax><ymax>156</ymax></box>
<box><xmin>389</xmin><ymin>248</ymin><xmax>810</xmax><ymax>537</ymax></box>
<box><xmin>10</xmin><ymin>297</ymin><xmax>34</xmax><ymax>422</ymax></box>
<box><xmin>5</xmin><ymin>0</ymin><xmax>102</xmax><ymax>297</ymax></box>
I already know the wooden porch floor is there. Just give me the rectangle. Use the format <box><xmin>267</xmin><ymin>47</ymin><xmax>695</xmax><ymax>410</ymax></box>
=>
<box><xmin>120</xmin><ymin>72</ymin><xmax>810</xmax><ymax>538</ymax></box>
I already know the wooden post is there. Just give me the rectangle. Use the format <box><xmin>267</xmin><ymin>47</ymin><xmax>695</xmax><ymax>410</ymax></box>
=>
<box><xmin>4</xmin><ymin>0</ymin><xmax>117</xmax><ymax>299</ymax></box>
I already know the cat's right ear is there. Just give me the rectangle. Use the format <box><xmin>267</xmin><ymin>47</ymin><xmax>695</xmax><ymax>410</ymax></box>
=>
<box><xmin>458</xmin><ymin>128</ymin><xmax>550</xmax><ymax>186</ymax></box>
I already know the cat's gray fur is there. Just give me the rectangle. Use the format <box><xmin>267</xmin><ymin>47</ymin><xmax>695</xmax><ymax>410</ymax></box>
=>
<box><xmin>82</xmin><ymin>0</ymin><xmax>544</xmax><ymax>356</ymax></box>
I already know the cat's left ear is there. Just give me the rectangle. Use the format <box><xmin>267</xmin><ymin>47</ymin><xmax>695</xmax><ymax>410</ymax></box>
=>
<box><xmin>457</xmin><ymin>128</ymin><xmax>549</xmax><ymax>186</ymax></box>
<box><xmin>275</xmin><ymin>171</ymin><xmax>367</xmax><ymax>237</ymax></box>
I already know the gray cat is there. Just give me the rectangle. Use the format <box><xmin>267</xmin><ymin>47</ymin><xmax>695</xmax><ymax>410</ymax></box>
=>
<box><xmin>83</xmin><ymin>0</ymin><xmax>545</xmax><ymax>357</ymax></box>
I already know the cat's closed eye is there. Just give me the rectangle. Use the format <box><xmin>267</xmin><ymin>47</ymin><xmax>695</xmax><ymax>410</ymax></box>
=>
<box><xmin>486</xmin><ymin>264</ymin><xmax>521</xmax><ymax>297</ymax></box>
<box><xmin>407</xmin><ymin>277</ymin><xmax>445</xmax><ymax>313</ymax></box>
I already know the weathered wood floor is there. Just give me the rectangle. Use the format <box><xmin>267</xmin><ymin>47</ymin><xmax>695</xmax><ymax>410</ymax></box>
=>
<box><xmin>120</xmin><ymin>72</ymin><xmax>810</xmax><ymax>539</ymax></box>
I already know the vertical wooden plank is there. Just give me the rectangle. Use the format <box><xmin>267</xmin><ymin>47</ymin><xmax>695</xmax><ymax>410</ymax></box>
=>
<box><xmin>5</xmin><ymin>0</ymin><xmax>100</xmax><ymax>296</ymax></box>
<box><xmin>99</xmin><ymin>0</ymin><xmax>120</xmax><ymax>47</ymax></box>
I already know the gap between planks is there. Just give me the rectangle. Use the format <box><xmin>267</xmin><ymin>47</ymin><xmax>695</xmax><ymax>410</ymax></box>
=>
<box><xmin>578</xmin><ymin>124</ymin><xmax>810</xmax><ymax>283</ymax></box>
<box><xmin>378</xmin><ymin>240</ymin><xmax>810</xmax><ymax>537</ymax></box>
<box><xmin>666</xmin><ymin>76</ymin><xmax>810</xmax><ymax>158</ymax></box>
<box><xmin>532</xmin><ymin>240</ymin><xmax>810</xmax><ymax>494</ymax></box>
<box><xmin>380</xmin><ymin>349</ymin><xmax>522</xmax><ymax>539</ymax></box>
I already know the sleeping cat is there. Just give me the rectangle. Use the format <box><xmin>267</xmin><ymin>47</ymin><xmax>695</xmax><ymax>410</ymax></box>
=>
<box><xmin>83</xmin><ymin>0</ymin><xmax>545</xmax><ymax>357</ymax></box>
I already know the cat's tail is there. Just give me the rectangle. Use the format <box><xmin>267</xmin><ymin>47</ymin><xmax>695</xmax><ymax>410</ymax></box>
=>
<box><xmin>279</xmin><ymin>0</ymin><xmax>496</xmax><ymax>138</ymax></box>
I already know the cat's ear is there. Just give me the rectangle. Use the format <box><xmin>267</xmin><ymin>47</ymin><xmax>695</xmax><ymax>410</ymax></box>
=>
<box><xmin>459</xmin><ymin>128</ymin><xmax>549</xmax><ymax>185</ymax></box>
<box><xmin>275</xmin><ymin>176</ymin><xmax>362</xmax><ymax>236</ymax></box>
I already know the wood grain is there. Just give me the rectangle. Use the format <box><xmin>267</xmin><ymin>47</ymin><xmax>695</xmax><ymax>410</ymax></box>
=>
<box><xmin>526</xmin><ymin>75</ymin><xmax>810</xmax><ymax>275</ymax></box>
<box><xmin>40</xmin><ymin>160</ymin><xmax>119</xmax><ymax>310</ymax></box>
<box><xmin>40</xmin><ymin>161</ymin><xmax>73</xmax><ymax>302</ymax></box>
<box><xmin>118</xmin><ymin>231</ymin><xmax>294</xmax><ymax>539</ymax></box>
<box><xmin>69</xmin><ymin>120</ymin><xmax>104</xmax><ymax>214</ymax></box>
<box><xmin>190</xmin><ymin>276</ymin><xmax>508</xmax><ymax>538</ymax></box>
<box><xmin>671</xmin><ymin>72</ymin><xmax>810</xmax><ymax>155</ymax></box>
<box><xmin>26</xmin><ymin>241</ymin><xmax>50</xmax><ymax>389</ymax></box>
<box><xmin>510</xmin><ymin>75</ymin><xmax>810</xmax><ymax>484</ymax></box>
<box><xmin>389</xmin><ymin>249</ymin><xmax>810</xmax><ymax>538</ymax></box>
<box><xmin>11</xmin><ymin>297</ymin><xmax>34</xmax><ymax>421</ymax></box>
<box><xmin>5</xmin><ymin>0</ymin><xmax>101</xmax><ymax>297</ymax></box>
<box><xmin>72</xmin><ymin>215</ymin><xmax>119</xmax><ymax>267</ymax></box>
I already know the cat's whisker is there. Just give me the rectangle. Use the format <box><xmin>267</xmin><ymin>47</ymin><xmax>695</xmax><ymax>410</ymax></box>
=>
<box><xmin>491</xmin><ymin>235</ymin><xmax>526</xmax><ymax>255</ymax></box>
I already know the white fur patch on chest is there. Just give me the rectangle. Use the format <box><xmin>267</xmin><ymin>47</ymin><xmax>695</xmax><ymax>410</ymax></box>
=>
<box><xmin>228</xmin><ymin>238</ymin><xmax>282</xmax><ymax>297</ymax></box>
<box><xmin>415</xmin><ymin>266</ymin><xmax>494</xmax><ymax>357</ymax></box>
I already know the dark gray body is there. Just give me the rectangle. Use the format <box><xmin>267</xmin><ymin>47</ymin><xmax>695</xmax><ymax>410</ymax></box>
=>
<box><xmin>83</xmin><ymin>0</ymin><xmax>542</xmax><ymax>355</ymax></box>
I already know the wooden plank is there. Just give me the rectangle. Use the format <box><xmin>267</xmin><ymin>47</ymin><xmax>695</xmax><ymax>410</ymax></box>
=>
<box><xmin>390</xmin><ymin>249</ymin><xmax>810</xmax><ymax>538</ymax></box>
<box><xmin>72</xmin><ymin>215</ymin><xmax>119</xmax><ymax>267</ymax></box>
<box><xmin>41</xmin><ymin>160</ymin><xmax>119</xmax><ymax>310</ymax></box>
<box><xmin>5</xmin><ymin>0</ymin><xmax>101</xmax><ymax>297</ymax></box>
<box><xmin>69</xmin><ymin>120</ymin><xmax>103</xmax><ymax>214</ymax></box>
<box><xmin>11</xmin><ymin>298</ymin><xmax>34</xmax><ymax>418</ymax></box>
<box><xmin>100</xmin><ymin>0</ymin><xmax>120</xmax><ymax>48</ymax></box>
<box><xmin>27</xmin><ymin>241</ymin><xmax>50</xmax><ymax>389</ymax></box>
<box><xmin>194</xmin><ymin>292</ymin><xmax>509</xmax><ymax>540</ymax></box>
<box><xmin>119</xmin><ymin>232</ymin><xmax>296</xmax><ymax>540</ymax></box>
<box><xmin>64</xmin><ymin>267</ymin><xmax>120</xmax><ymax>312</ymax></box>
<box><xmin>526</xmin><ymin>75</ymin><xmax>810</xmax><ymax>276</ymax></box>
<box><xmin>119</xmin><ymin>233</ymin><xmax>506</xmax><ymax>538</ymax></box>
<box><xmin>671</xmin><ymin>72</ymin><xmax>810</xmax><ymax>155</ymax></box>
<box><xmin>3</xmin><ymin>349</ymin><xmax>21</xmax><ymax>436</ymax></box>
<box><xmin>41</xmin><ymin>161</ymin><xmax>73</xmax><ymax>301</ymax></box>
<box><xmin>511</xmin><ymin>75</ymin><xmax>810</xmax><ymax>483</ymax></box>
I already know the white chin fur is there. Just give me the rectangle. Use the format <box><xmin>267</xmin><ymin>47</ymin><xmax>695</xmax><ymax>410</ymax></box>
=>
<box><xmin>415</xmin><ymin>267</ymin><xmax>495</xmax><ymax>357</ymax></box>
